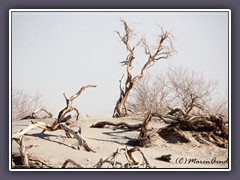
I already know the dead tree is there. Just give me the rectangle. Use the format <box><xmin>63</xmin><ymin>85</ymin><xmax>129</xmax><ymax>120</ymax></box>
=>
<box><xmin>135</xmin><ymin>108</ymin><xmax>228</xmax><ymax>147</ymax></box>
<box><xmin>93</xmin><ymin>104</ymin><xmax>228</xmax><ymax>148</ymax></box>
<box><xmin>137</xmin><ymin>111</ymin><xmax>157</xmax><ymax>147</ymax></box>
<box><xmin>13</xmin><ymin>84</ymin><xmax>97</xmax><ymax>152</ymax></box>
<box><xmin>153</xmin><ymin>108</ymin><xmax>228</xmax><ymax>147</ymax></box>
<box><xmin>112</xmin><ymin>20</ymin><xmax>175</xmax><ymax>118</ymax></box>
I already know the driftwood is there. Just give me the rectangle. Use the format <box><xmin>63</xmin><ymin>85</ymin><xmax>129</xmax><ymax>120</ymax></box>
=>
<box><xmin>12</xmin><ymin>153</ymin><xmax>54</xmax><ymax>168</ymax></box>
<box><xmin>91</xmin><ymin>107</ymin><xmax>228</xmax><ymax>148</ymax></box>
<box><xmin>12</xmin><ymin>136</ymin><xmax>84</xmax><ymax>169</ymax></box>
<box><xmin>137</xmin><ymin>112</ymin><xmax>157</xmax><ymax>147</ymax></box>
<box><xmin>94</xmin><ymin>146</ymin><xmax>153</xmax><ymax>168</ymax></box>
<box><xmin>13</xmin><ymin>145</ymin><xmax>152</xmax><ymax>169</ymax></box>
<box><xmin>61</xmin><ymin>159</ymin><xmax>84</xmax><ymax>168</ymax></box>
<box><xmin>91</xmin><ymin>121</ymin><xmax>143</xmax><ymax>131</ymax></box>
<box><xmin>12</xmin><ymin>136</ymin><xmax>54</xmax><ymax>168</ymax></box>
<box><xmin>12</xmin><ymin>84</ymin><xmax>97</xmax><ymax>152</ymax></box>
<box><xmin>152</xmin><ymin>108</ymin><xmax>228</xmax><ymax>148</ymax></box>
<box><xmin>91</xmin><ymin>112</ymin><xmax>158</xmax><ymax>147</ymax></box>
<box><xmin>21</xmin><ymin>108</ymin><xmax>53</xmax><ymax>120</ymax></box>
<box><xmin>60</xmin><ymin>123</ymin><xmax>95</xmax><ymax>152</ymax></box>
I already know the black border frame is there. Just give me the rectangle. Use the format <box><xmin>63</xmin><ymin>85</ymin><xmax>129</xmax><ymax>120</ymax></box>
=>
<box><xmin>1</xmin><ymin>0</ymin><xmax>239</xmax><ymax>179</ymax></box>
<box><xmin>9</xmin><ymin>9</ymin><xmax>230</xmax><ymax>171</ymax></box>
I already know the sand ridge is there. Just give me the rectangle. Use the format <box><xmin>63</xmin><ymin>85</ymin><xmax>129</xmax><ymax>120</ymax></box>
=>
<box><xmin>11</xmin><ymin>117</ymin><xmax>228</xmax><ymax>169</ymax></box>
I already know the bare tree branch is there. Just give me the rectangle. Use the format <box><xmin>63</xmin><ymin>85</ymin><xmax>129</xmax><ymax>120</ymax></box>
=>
<box><xmin>113</xmin><ymin>20</ymin><xmax>175</xmax><ymax>117</ymax></box>
<box><xmin>58</xmin><ymin>84</ymin><xmax>97</xmax><ymax>123</ymax></box>
<box><xmin>13</xmin><ymin>85</ymin><xmax>97</xmax><ymax>153</ymax></box>
<box><xmin>12</xmin><ymin>89</ymin><xmax>45</xmax><ymax>121</ymax></box>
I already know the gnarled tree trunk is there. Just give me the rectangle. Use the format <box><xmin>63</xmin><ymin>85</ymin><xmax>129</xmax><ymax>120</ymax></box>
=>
<box><xmin>112</xmin><ymin>19</ymin><xmax>175</xmax><ymax>118</ymax></box>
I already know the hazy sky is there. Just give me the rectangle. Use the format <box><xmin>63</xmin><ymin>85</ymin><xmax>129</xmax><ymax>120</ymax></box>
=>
<box><xmin>11</xmin><ymin>10</ymin><xmax>229</xmax><ymax>118</ymax></box>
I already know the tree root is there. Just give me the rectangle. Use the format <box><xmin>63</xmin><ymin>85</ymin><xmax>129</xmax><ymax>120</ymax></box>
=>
<box><xmin>91</xmin><ymin>108</ymin><xmax>228</xmax><ymax>148</ymax></box>
<box><xmin>152</xmin><ymin>108</ymin><xmax>228</xmax><ymax>148</ymax></box>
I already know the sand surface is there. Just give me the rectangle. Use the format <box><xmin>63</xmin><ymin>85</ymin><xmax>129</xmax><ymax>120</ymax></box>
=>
<box><xmin>11</xmin><ymin>117</ymin><xmax>229</xmax><ymax>170</ymax></box>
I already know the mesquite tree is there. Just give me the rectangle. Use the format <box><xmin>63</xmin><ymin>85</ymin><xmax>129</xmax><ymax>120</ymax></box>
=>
<box><xmin>12</xmin><ymin>89</ymin><xmax>45</xmax><ymax>121</ymax></box>
<box><xmin>112</xmin><ymin>20</ymin><xmax>175</xmax><ymax>118</ymax></box>
<box><xmin>165</xmin><ymin>66</ymin><xmax>218</xmax><ymax>116</ymax></box>
<box><xmin>127</xmin><ymin>66</ymin><xmax>221</xmax><ymax>117</ymax></box>
<box><xmin>127</xmin><ymin>72</ymin><xmax>172</xmax><ymax>115</ymax></box>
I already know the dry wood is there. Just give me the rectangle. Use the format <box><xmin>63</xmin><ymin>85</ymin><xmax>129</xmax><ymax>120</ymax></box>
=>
<box><xmin>94</xmin><ymin>146</ymin><xmax>152</xmax><ymax>168</ymax></box>
<box><xmin>21</xmin><ymin>108</ymin><xmax>52</xmax><ymax>120</ymax></box>
<box><xmin>13</xmin><ymin>123</ymin><xmax>41</xmax><ymax>139</ymax></box>
<box><xmin>137</xmin><ymin>112</ymin><xmax>156</xmax><ymax>147</ymax></box>
<box><xmin>12</xmin><ymin>136</ymin><xmax>54</xmax><ymax>168</ymax></box>
<box><xmin>93</xmin><ymin>106</ymin><xmax>227</xmax><ymax>148</ymax></box>
<box><xmin>62</xmin><ymin>159</ymin><xmax>84</xmax><ymax>168</ymax></box>
<box><xmin>32</xmin><ymin>108</ymin><xmax>53</xmax><ymax>118</ymax></box>
<box><xmin>19</xmin><ymin>136</ymin><xmax>29</xmax><ymax>167</ymax></box>
<box><xmin>13</xmin><ymin>121</ymin><xmax>95</xmax><ymax>152</ymax></box>
<box><xmin>60</xmin><ymin>123</ymin><xmax>95</xmax><ymax>152</ymax></box>
<box><xmin>58</xmin><ymin>84</ymin><xmax>97</xmax><ymax>123</ymax></box>
<box><xmin>153</xmin><ymin>107</ymin><xmax>228</xmax><ymax>147</ymax></box>
<box><xmin>113</xmin><ymin>20</ymin><xmax>175</xmax><ymax>118</ymax></box>
<box><xmin>91</xmin><ymin>121</ymin><xmax>143</xmax><ymax>130</ymax></box>
<box><xmin>12</xmin><ymin>153</ymin><xmax>54</xmax><ymax>168</ymax></box>
<box><xmin>13</xmin><ymin>120</ymin><xmax>62</xmax><ymax>139</ymax></box>
<box><xmin>13</xmin><ymin>85</ymin><xmax>96</xmax><ymax>153</ymax></box>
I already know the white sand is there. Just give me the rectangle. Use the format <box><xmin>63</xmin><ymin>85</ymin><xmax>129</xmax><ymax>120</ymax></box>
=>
<box><xmin>11</xmin><ymin>117</ymin><xmax>229</xmax><ymax>169</ymax></box>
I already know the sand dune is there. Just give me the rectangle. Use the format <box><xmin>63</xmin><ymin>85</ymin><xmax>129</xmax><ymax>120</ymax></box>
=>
<box><xmin>11</xmin><ymin>117</ymin><xmax>229</xmax><ymax>170</ymax></box>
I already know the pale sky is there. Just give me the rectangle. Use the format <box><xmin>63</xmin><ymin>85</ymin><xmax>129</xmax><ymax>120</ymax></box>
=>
<box><xmin>11</xmin><ymin>10</ymin><xmax>229</xmax><ymax>118</ymax></box>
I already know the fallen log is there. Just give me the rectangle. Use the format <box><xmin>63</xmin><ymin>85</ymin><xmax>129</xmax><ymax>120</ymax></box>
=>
<box><xmin>91</xmin><ymin>121</ymin><xmax>143</xmax><ymax>130</ymax></box>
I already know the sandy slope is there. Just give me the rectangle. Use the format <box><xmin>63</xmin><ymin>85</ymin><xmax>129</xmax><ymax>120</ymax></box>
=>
<box><xmin>11</xmin><ymin>117</ymin><xmax>229</xmax><ymax>169</ymax></box>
